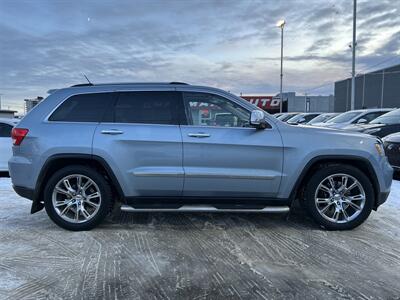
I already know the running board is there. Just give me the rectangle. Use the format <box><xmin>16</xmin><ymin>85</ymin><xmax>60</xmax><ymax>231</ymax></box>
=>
<box><xmin>120</xmin><ymin>204</ymin><xmax>289</xmax><ymax>213</ymax></box>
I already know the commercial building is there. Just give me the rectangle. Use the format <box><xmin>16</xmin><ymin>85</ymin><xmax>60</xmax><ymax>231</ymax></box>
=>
<box><xmin>24</xmin><ymin>96</ymin><xmax>43</xmax><ymax>114</ymax></box>
<box><xmin>241</xmin><ymin>92</ymin><xmax>334</xmax><ymax>114</ymax></box>
<box><xmin>334</xmin><ymin>63</ymin><xmax>400</xmax><ymax>112</ymax></box>
<box><xmin>0</xmin><ymin>109</ymin><xmax>17</xmax><ymax>118</ymax></box>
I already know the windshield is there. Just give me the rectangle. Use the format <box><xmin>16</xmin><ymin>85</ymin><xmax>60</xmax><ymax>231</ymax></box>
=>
<box><xmin>287</xmin><ymin>114</ymin><xmax>305</xmax><ymax>123</ymax></box>
<box><xmin>278</xmin><ymin>113</ymin><xmax>297</xmax><ymax>121</ymax></box>
<box><xmin>327</xmin><ymin>111</ymin><xmax>361</xmax><ymax>124</ymax></box>
<box><xmin>308</xmin><ymin>114</ymin><xmax>334</xmax><ymax>124</ymax></box>
<box><xmin>370</xmin><ymin>109</ymin><xmax>400</xmax><ymax>125</ymax></box>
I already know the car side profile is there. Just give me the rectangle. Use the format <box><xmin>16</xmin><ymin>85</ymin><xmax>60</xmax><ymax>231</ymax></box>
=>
<box><xmin>344</xmin><ymin>108</ymin><xmax>400</xmax><ymax>138</ymax></box>
<box><xmin>9</xmin><ymin>83</ymin><xmax>393</xmax><ymax>231</ymax></box>
<box><xmin>0</xmin><ymin>118</ymin><xmax>19</xmax><ymax>172</ymax></box>
<box><xmin>307</xmin><ymin>112</ymin><xmax>339</xmax><ymax>126</ymax></box>
<box><xmin>320</xmin><ymin>108</ymin><xmax>393</xmax><ymax>129</ymax></box>
<box><xmin>383</xmin><ymin>133</ymin><xmax>400</xmax><ymax>173</ymax></box>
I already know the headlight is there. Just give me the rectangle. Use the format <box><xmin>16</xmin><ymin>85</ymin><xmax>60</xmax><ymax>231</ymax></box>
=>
<box><xmin>375</xmin><ymin>143</ymin><xmax>385</xmax><ymax>156</ymax></box>
<box><xmin>364</xmin><ymin>128</ymin><xmax>381</xmax><ymax>134</ymax></box>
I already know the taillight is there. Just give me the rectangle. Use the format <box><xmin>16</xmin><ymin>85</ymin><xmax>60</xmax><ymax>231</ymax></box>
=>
<box><xmin>11</xmin><ymin>128</ymin><xmax>29</xmax><ymax>146</ymax></box>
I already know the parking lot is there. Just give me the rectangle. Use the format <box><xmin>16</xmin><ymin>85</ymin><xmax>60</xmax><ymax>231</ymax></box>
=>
<box><xmin>0</xmin><ymin>177</ymin><xmax>399</xmax><ymax>299</ymax></box>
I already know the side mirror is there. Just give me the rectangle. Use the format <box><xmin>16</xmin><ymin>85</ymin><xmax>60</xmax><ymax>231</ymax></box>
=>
<box><xmin>357</xmin><ymin>118</ymin><xmax>367</xmax><ymax>124</ymax></box>
<box><xmin>250</xmin><ymin>110</ymin><xmax>268</xmax><ymax>129</ymax></box>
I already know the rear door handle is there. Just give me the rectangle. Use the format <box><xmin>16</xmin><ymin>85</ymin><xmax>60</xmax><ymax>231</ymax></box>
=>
<box><xmin>101</xmin><ymin>129</ymin><xmax>124</xmax><ymax>135</ymax></box>
<box><xmin>188</xmin><ymin>133</ymin><xmax>211</xmax><ymax>138</ymax></box>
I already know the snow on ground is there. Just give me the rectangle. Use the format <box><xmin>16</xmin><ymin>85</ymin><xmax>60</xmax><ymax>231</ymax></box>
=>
<box><xmin>1</xmin><ymin>176</ymin><xmax>400</xmax><ymax>299</ymax></box>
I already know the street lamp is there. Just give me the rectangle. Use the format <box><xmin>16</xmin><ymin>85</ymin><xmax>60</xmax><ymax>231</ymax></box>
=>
<box><xmin>350</xmin><ymin>0</ymin><xmax>357</xmax><ymax>110</ymax></box>
<box><xmin>276</xmin><ymin>19</ymin><xmax>285</xmax><ymax>113</ymax></box>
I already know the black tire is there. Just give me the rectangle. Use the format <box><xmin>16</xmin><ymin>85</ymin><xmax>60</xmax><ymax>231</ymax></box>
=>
<box><xmin>44</xmin><ymin>165</ymin><xmax>113</xmax><ymax>231</ymax></box>
<box><xmin>304</xmin><ymin>164</ymin><xmax>374</xmax><ymax>230</ymax></box>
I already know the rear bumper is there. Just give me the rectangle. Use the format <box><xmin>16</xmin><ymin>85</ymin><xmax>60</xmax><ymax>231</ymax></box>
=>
<box><xmin>13</xmin><ymin>185</ymin><xmax>44</xmax><ymax>213</ymax></box>
<box><xmin>13</xmin><ymin>185</ymin><xmax>34</xmax><ymax>200</ymax></box>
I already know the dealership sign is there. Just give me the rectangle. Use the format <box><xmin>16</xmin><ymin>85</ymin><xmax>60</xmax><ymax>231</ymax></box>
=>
<box><xmin>241</xmin><ymin>96</ymin><xmax>281</xmax><ymax>111</ymax></box>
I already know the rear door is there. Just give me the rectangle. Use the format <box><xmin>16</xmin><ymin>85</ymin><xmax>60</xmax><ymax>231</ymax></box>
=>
<box><xmin>92</xmin><ymin>90</ymin><xmax>185</xmax><ymax>197</ymax></box>
<box><xmin>179</xmin><ymin>91</ymin><xmax>283</xmax><ymax>198</ymax></box>
<box><xmin>0</xmin><ymin>122</ymin><xmax>13</xmax><ymax>171</ymax></box>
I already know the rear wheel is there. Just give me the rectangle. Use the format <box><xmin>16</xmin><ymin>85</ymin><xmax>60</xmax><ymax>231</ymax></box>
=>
<box><xmin>44</xmin><ymin>165</ymin><xmax>112</xmax><ymax>231</ymax></box>
<box><xmin>304</xmin><ymin>165</ymin><xmax>374</xmax><ymax>230</ymax></box>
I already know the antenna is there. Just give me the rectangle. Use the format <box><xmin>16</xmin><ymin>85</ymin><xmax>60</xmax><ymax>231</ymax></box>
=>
<box><xmin>83</xmin><ymin>74</ymin><xmax>92</xmax><ymax>85</ymax></box>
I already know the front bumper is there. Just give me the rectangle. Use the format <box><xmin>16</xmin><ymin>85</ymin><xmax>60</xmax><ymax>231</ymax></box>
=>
<box><xmin>376</xmin><ymin>191</ymin><xmax>391</xmax><ymax>208</ymax></box>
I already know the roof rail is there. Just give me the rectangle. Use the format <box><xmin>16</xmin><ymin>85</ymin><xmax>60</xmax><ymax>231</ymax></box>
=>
<box><xmin>169</xmin><ymin>82</ymin><xmax>188</xmax><ymax>85</ymax></box>
<box><xmin>71</xmin><ymin>83</ymin><xmax>94</xmax><ymax>87</ymax></box>
<box><xmin>70</xmin><ymin>82</ymin><xmax>189</xmax><ymax>87</ymax></box>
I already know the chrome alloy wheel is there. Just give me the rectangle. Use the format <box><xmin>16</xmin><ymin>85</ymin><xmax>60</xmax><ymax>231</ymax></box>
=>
<box><xmin>52</xmin><ymin>174</ymin><xmax>102</xmax><ymax>223</ymax></box>
<box><xmin>314</xmin><ymin>173</ymin><xmax>366</xmax><ymax>224</ymax></box>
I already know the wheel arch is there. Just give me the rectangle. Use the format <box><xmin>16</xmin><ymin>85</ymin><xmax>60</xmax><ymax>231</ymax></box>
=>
<box><xmin>32</xmin><ymin>154</ymin><xmax>124</xmax><ymax>214</ymax></box>
<box><xmin>290</xmin><ymin>155</ymin><xmax>380</xmax><ymax>210</ymax></box>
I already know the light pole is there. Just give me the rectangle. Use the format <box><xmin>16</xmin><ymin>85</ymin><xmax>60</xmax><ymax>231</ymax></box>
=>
<box><xmin>277</xmin><ymin>19</ymin><xmax>285</xmax><ymax>113</ymax></box>
<box><xmin>350</xmin><ymin>0</ymin><xmax>357</xmax><ymax>110</ymax></box>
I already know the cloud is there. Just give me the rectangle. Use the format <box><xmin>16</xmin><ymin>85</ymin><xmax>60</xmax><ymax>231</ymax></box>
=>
<box><xmin>0</xmin><ymin>0</ymin><xmax>398</xmax><ymax>112</ymax></box>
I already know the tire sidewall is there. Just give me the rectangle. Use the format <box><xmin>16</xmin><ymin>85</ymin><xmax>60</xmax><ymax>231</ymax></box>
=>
<box><xmin>44</xmin><ymin>165</ymin><xmax>112</xmax><ymax>231</ymax></box>
<box><xmin>305</xmin><ymin>165</ymin><xmax>374</xmax><ymax>230</ymax></box>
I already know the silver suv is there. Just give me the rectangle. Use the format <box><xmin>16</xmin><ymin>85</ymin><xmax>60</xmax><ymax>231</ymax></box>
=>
<box><xmin>9</xmin><ymin>83</ymin><xmax>393</xmax><ymax>231</ymax></box>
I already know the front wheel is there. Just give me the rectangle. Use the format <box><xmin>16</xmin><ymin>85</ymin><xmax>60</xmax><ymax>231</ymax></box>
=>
<box><xmin>304</xmin><ymin>165</ymin><xmax>374</xmax><ymax>230</ymax></box>
<box><xmin>44</xmin><ymin>165</ymin><xmax>113</xmax><ymax>231</ymax></box>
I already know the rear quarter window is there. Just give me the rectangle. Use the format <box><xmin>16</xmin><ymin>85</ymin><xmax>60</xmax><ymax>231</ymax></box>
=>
<box><xmin>49</xmin><ymin>93</ymin><xmax>114</xmax><ymax>122</ymax></box>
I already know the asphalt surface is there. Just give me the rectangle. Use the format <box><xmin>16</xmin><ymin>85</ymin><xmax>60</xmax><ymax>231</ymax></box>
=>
<box><xmin>0</xmin><ymin>177</ymin><xmax>399</xmax><ymax>300</ymax></box>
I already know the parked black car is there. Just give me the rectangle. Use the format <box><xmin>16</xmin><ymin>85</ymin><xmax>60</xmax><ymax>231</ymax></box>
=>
<box><xmin>350</xmin><ymin>108</ymin><xmax>400</xmax><ymax>138</ymax></box>
<box><xmin>383</xmin><ymin>132</ymin><xmax>400</xmax><ymax>173</ymax></box>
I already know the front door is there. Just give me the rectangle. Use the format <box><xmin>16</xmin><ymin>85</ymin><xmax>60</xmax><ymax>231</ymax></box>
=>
<box><xmin>179</xmin><ymin>91</ymin><xmax>283</xmax><ymax>198</ymax></box>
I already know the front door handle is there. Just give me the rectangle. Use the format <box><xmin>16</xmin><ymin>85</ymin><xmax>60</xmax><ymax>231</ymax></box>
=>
<box><xmin>101</xmin><ymin>129</ymin><xmax>124</xmax><ymax>135</ymax></box>
<box><xmin>188</xmin><ymin>132</ymin><xmax>211</xmax><ymax>138</ymax></box>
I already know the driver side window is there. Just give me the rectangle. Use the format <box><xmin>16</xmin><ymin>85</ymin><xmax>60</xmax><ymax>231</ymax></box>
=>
<box><xmin>183</xmin><ymin>92</ymin><xmax>250</xmax><ymax>127</ymax></box>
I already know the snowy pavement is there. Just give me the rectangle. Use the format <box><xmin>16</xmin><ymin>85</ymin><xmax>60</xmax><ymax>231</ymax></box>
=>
<box><xmin>0</xmin><ymin>177</ymin><xmax>399</xmax><ymax>299</ymax></box>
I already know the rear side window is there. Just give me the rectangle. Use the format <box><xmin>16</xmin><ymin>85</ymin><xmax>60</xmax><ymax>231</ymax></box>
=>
<box><xmin>113</xmin><ymin>91</ymin><xmax>184</xmax><ymax>125</ymax></box>
<box><xmin>0</xmin><ymin>123</ymin><xmax>13</xmax><ymax>137</ymax></box>
<box><xmin>49</xmin><ymin>93</ymin><xmax>114</xmax><ymax>122</ymax></box>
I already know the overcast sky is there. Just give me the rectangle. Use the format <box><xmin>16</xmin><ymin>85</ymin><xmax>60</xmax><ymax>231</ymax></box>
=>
<box><xmin>0</xmin><ymin>0</ymin><xmax>399</xmax><ymax>112</ymax></box>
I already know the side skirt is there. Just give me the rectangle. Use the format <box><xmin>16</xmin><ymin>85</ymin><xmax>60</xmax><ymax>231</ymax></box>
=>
<box><xmin>124</xmin><ymin>196</ymin><xmax>291</xmax><ymax>210</ymax></box>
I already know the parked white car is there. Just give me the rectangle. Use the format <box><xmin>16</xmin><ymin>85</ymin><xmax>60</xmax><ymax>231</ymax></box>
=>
<box><xmin>319</xmin><ymin>109</ymin><xmax>392</xmax><ymax>129</ymax></box>
<box><xmin>0</xmin><ymin>118</ymin><xmax>19</xmax><ymax>172</ymax></box>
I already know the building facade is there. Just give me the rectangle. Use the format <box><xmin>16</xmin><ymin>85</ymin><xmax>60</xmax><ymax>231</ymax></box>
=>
<box><xmin>334</xmin><ymin>63</ymin><xmax>400</xmax><ymax>112</ymax></box>
<box><xmin>241</xmin><ymin>92</ymin><xmax>333</xmax><ymax>113</ymax></box>
<box><xmin>0</xmin><ymin>109</ymin><xmax>17</xmax><ymax>118</ymax></box>
<box><xmin>24</xmin><ymin>97</ymin><xmax>43</xmax><ymax>114</ymax></box>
